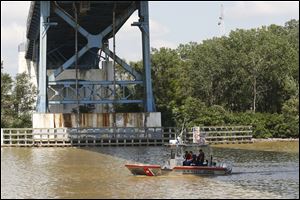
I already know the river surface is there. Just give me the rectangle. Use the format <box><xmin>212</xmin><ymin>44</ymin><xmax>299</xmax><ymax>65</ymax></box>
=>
<box><xmin>1</xmin><ymin>141</ymin><xmax>299</xmax><ymax>199</ymax></box>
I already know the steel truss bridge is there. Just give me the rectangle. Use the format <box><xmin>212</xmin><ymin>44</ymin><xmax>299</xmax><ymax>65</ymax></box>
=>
<box><xmin>25</xmin><ymin>1</ymin><xmax>155</xmax><ymax>113</ymax></box>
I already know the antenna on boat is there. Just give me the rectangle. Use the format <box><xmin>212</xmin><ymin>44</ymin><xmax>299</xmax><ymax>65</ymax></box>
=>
<box><xmin>176</xmin><ymin>118</ymin><xmax>186</xmax><ymax>145</ymax></box>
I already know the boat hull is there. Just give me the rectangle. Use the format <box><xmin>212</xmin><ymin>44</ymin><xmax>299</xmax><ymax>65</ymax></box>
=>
<box><xmin>125</xmin><ymin>164</ymin><xmax>163</xmax><ymax>176</ymax></box>
<box><xmin>125</xmin><ymin>164</ymin><xmax>231</xmax><ymax>176</ymax></box>
<box><xmin>173</xmin><ymin>166</ymin><xmax>231</xmax><ymax>175</ymax></box>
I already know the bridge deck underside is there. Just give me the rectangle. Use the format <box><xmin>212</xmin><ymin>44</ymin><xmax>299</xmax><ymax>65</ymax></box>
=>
<box><xmin>26</xmin><ymin>1</ymin><xmax>138</xmax><ymax>63</ymax></box>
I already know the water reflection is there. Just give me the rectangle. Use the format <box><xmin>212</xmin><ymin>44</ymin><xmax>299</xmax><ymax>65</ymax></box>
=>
<box><xmin>1</xmin><ymin>142</ymin><xmax>299</xmax><ymax>199</ymax></box>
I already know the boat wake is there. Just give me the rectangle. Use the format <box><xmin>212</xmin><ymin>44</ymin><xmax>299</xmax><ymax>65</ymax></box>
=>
<box><xmin>231</xmin><ymin>169</ymin><xmax>298</xmax><ymax>175</ymax></box>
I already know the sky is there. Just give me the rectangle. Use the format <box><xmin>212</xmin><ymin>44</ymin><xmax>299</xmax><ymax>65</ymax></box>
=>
<box><xmin>1</xmin><ymin>1</ymin><xmax>299</xmax><ymax>77</ymax></box>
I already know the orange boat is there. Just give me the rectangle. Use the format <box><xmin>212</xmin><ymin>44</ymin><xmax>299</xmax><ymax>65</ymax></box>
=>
<box><xmin>125</xmin><ymin>163</ymin><xmax>232</xmax><ymax>176</ymax></box>
<box><xmin>125</xmin><ymin>141</ymin><xmax>232</xmax><ymax>176</ymax></box>
<box><xmin>125</xmin><ymin>164</ymin><xmax>171</xmax><ymax>176</ymax></box>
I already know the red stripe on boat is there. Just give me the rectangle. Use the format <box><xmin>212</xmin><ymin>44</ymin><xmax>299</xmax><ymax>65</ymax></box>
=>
<box><xmin>143</xmin><ymin>167</ymin><xmax>154</xmax><ymax>176</ymax></box>
<box><xmin>125</xmin><ymin>164</ymin><xmax>161</xmax><ymax>169</ymax></box>
<box><xmin>173</xmin><ymin>166</ymin><xmax>226</xmax><ymax>171</ymax></box>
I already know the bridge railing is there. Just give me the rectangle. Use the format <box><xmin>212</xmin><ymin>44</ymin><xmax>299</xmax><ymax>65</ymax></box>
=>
<box><xmin>1</xmin><ymin>127</ymin><xmax>167</xmax><ymax>146</ymax></box>
<box><xmin>1</xmin><ymin>126</ymin><xmax>252</xmax><ymax>147</ymax></box>
<box><xmin>187</xmin><ymin>126</ymin><xmax>253</xmax><ymax>144</ymax></box>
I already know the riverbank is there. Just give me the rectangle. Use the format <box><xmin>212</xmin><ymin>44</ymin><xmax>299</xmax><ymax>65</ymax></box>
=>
<box><xmin>212</xmin><ymin>140</ymin><xmax>299</xmax><ymax>153</ymax></box>
<box><xmin>252</xmin><ymin>138</ymin><xmax>299</xmax><ymax>142</ymax></box>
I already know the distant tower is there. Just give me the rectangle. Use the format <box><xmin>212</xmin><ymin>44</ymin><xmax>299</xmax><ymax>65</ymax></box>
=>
<box><xmin>218</xmin><ymin>4</ymin><xmax>225</xmax><ymax>37</ymax></box>
<box><xmin>18</xmin><ymin>42</ymin><xmax>37</xmax><ymax>87</ymax></box>
<box><xmin>18</xmin><ymin>42</ymin><xmax>28</xmax><ymax>74</ymax></box>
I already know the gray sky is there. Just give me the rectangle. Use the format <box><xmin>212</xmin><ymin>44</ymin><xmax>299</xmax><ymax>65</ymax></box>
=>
<box><xmin>1</xmin><ymin>1</ymin><xmax>299</xmax><ymax>77</ymax></box>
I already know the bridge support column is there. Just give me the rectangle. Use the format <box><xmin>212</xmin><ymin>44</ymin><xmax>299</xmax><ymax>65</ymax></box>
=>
<box><xmin>37</xmin><ymin>1</ymin><xmax>50</xmax><ymax>113</ymax></box>
<box><xmin>139</xmin><ymin>1</ymin><xmax>154</xmax><ymax>112</ymax></box>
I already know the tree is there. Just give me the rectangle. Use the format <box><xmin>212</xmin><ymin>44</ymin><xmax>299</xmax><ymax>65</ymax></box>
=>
<box><xmin>150</xmin><ymin>47</ymin><xmax>185</xmax><ymax>126</ymax></box>
<box><xmin>281</xmin><ymin>97</ymin><xmax>299</xmax><ymax>137</ymax></box>
<box><xmin>13</xmin><ymin>73</ymin><xmax>36</xmax><ymax>113</ymax></box>
<box><xmin>1</xmin><ymin>70</ymin><xmax>37</xmax><ymax>128</ymax></box>
<box><xmin>129</xmin><ymin>20</ymin><xmax>299</xmax><ymax>138</ymax></box>
<box><xmin>1</xmin><ymin>71</ymin><xmax>14</xmax><ymax>127</ymax></box>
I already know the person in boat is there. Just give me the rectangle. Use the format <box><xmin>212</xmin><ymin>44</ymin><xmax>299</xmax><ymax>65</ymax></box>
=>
<box><xmin>191</xmin><ymin>151</ymin><xmax>197</xmax><ymax>166</ymax></box>
<box><xmin>187</xmin><ymin>151</ymin><xmax>197</xmax><ymax>166</ymax></box>
<box><xmin>183</xmin><ymin>151</ymin><xmax>189</xmax><ymax>166</ymax></box>
<box><xmin>183</xmin><ymin>151</ymin><xmax>193</xmax><ymax>166</ymax></box>
<box><xmin>183</xmin><ymin>151</ymin><xmax>188</xmax><ymax>159</ymax></box>
<box><xmin>197</xmin><ymin>149</ymin><xmax>205</xmax><ymax>166</ymax></box>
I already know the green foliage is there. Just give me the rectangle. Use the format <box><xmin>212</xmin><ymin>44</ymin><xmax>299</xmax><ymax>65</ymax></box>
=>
<box><xmin>282</xmin><ymin>97</ymin><xmax>299</xmax><ymax>117</ymax></box>
<box><xmin>171</xmin><ymin>97</ymin><xmax>205</xmax><ymax>127</ymax></box>
<box><xmin>132</xmin><ymin>19</ymin><xmax>299</xmax><ymax>138</ymax></box>
<box><xmin>281</xmin><ymin>97</ymin><xmax>299</xmax><ymax>138</ymax></box>
<box><xmin>13</xmin><ymin>73</ymin><xmax>36</xmax><ymax>114</ymax></box>
<box><xmin>1</xmin><ymin>72</ymin><xmax>14</xmax><ymax>127</ymax></box>
<box><xmin>1</xmin><ymin>72</ymin><xmax>36</xmax><ymax>128</ymax></box>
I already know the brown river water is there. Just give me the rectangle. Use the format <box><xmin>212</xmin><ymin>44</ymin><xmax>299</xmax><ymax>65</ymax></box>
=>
<box><xmin>1</xmin><ymin>141</ymin><xmax>299</xmax><ymax>199</ymax></box>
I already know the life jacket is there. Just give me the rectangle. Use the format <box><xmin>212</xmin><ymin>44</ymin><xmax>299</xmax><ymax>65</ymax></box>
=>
<box><xmin>186</xmin><ymin>153</ymin><xmax>192</xmax><ymax>160</ymax></box>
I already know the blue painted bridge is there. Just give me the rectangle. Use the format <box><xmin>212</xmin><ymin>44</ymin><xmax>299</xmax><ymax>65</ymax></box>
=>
<box><xmin>25</xmin><ymin>1</ymin><xmax>155</xmax><ymax>113</ymax></box>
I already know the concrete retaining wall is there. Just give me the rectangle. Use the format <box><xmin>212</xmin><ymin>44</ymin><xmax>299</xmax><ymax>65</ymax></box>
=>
<box><xmin>32</xmin><ymin>112</ymin><xmax>161</xmax><ymax>128</ymax></box>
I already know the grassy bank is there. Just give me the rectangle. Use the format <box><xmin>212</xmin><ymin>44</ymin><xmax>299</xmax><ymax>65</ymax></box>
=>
<box><xmin>212</xmin><ymin>141</ymin><xmax>299</xmax><ymax>153</ymax></box>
